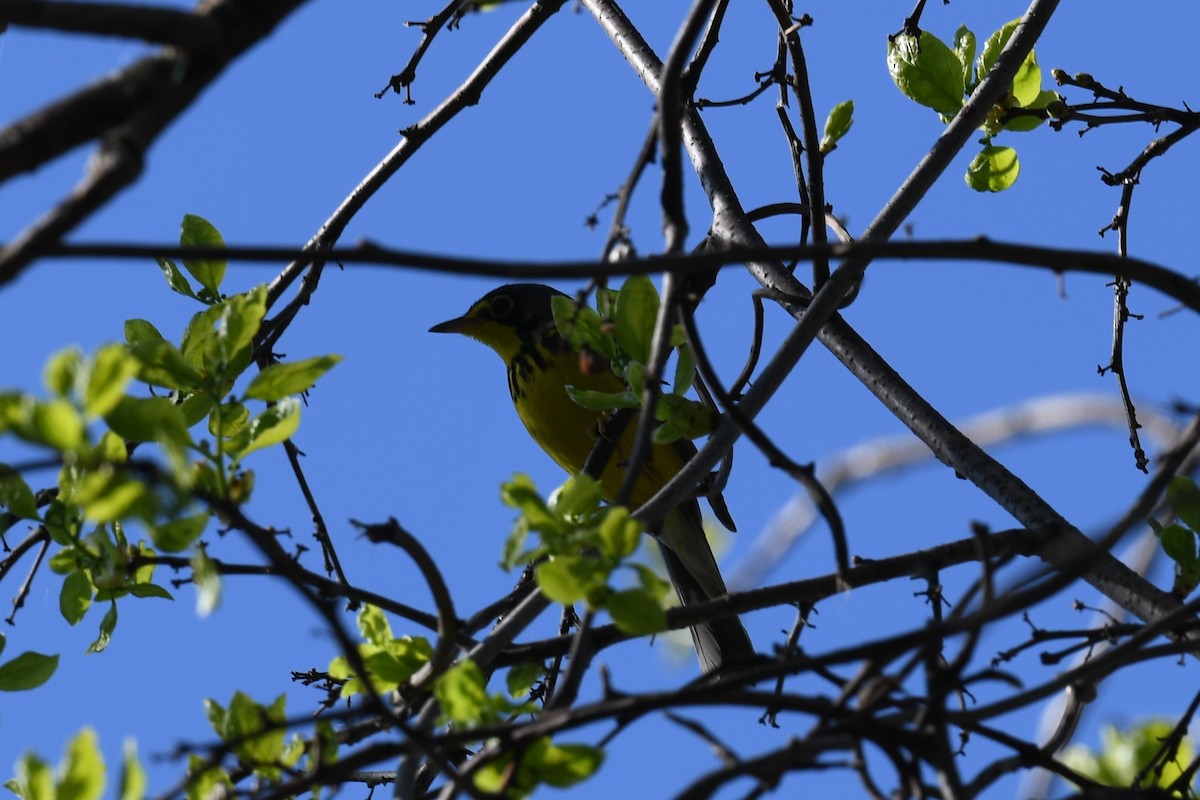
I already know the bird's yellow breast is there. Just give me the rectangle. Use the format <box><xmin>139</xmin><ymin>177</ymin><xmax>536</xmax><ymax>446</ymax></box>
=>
<box><xmin>511</xmin><ymin>346</ymin><xmax>685</xmax><ymax>508</ymax></box>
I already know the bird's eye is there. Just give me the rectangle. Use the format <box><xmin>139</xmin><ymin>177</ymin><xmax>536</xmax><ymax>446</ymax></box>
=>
<box><xmin>488</xmin><ymin>295</ymin><xmax>513</xmax><ymax>320</ymax></box>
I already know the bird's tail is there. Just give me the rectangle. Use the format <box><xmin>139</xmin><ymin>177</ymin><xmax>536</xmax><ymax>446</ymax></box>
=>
<box><xmin>658</xmin><ymin>504</ymin><xmax>754</xmax><ymax>673</ymax></box>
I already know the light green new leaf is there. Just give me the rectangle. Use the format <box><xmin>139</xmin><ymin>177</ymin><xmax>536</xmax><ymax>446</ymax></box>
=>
<box><xmin>151</xmin><ymin>512</ymin><xmax>211</xmax><ymax>553</ymax></box>
<box><xmin>965</xmin><ymin>144</ymin><xmax>1019</xmax><ymax>192</ymax></box>
<box><xmin>536</xmin><ymin>556</ymin><xmax>600</xmax><ymax>605</ymax></box>
<box><xmin>521</xmin><ymin>737</ymin><xmax>604</xmax><ymax>789</ymax></box>
<box><xmin>435</xmin><ymin>660</ymin><xmax>489</xmax><ymax>727</ymax></box>
<box><xmin>192</xmin><ymin>548</ymin><xmax>221</xmax><ymax>617</ymax></box>
<box><xmin>59</xmin><ymin>569</ymin><xmax>93</xmax><ymax>625</ymax></box>
<box><xmin>653</xmin><ymin>394</ymin><xmax>717</xmax><ymax>441</ymax></box>
<box><xmin>235</xmin><ymin>396</ymin><xmax>300</xmax><ymax>459</ymax></box>
<box><xmin>44</xmin><ymin>347</ymin><xmax>83</xmax><ymax>398</ymax></box>
<box><xmin>124</xmin><ymin>321</ymin><xmax>201</xmax><ymax>391</ymax></box>
<box><xmin>548</xmin><ymin>474</ymin><xmax>602</xmax><ymax>520</ymax></box>
<box><xmin>156</xmin><ymin>257</ymin><xmax>198</xmax><ymax>300</ymax></box>
<box><xmin>179</xmin><ymin>215</ymin><xmax>226</xmax><ymax>298</ymax></box>
<box><xmin>953</xmin><ymin>25</ymin><xmax>976</xmax><ymax>89</ymax></box>
<box><xmin>118</xmin><ymin>740</ymin><xmax>146</xmax><ymax>800</ymax></box>
<box><xmin>208</xmin><ymin>401</ymin><xmax>249</xmax><ymax>439</ymax></box>
<box><xmin>887</xmin><ymin>30</ymin><xmax>965</xmax><ymax>115</ymax></box>
<box><xmin>28</xmin><ymin>399</ymin><xmax>86</xmax><ymax>453</ymax></box>
<box><xmin>0</xmin><ymin>465</ymin><xmax>40</xmax><ymax>520</ymax></box>
<box><xmin>245</xmin><ymin>355</ymin><xmax>342</xmax><ymax>401</ymax></box>
<box><xmin>85</xmin><ymin>344</ymin><xmax>139</xmax><ymax>419</ymax></box>
<box><xmin>104</xmin><ymin>396</ymin><xmax>191</xmax><ymax>451</ymax></box>
<box><xmin>506</xmin><ymin>661</ymin><xmax>544</xmax><ymax>699</ymax></box>
<box><xmin>180</xmin><ymin>304</ymin><xmax>223</xmax><ymax>370</ymax></box>
<box><xmin>216</xmin><ymin>286</ymin><xmax>266</xmax><ymax>368</ymax></box>
<box><xmin>58</xmin><ymin>728</ymin><xmax>106</xmax><ymax>800</ymax></box>
<box><xmin>598</xmin><ymin>507</ymin><xmax>641</xmax><ymax>560</ymax></box>
<box><xmin>551</xmin><ymin>296</ymin><xmax>613</xmax><ymax>358</ymax></box>
<box><xmin>565</xmin><ymin>386</ymin><xmax>640</xmax><ymax>411</ymax></box>
<box><xmin>977</xmin><ymin>20</ymin><xmax>1042</xmax><ymax>106</ymax></box>
<box><xmin>615</xmin><ymin>275</ymin><xmax>660</xmax><ymax>364</ymax></box>
<box><xmin>357</xmin><ymin>603</ymin><xmax>392</xmax><ymax>646</ymax></box>
<box><xmin>819</xmin><ymin>99</ymin><xmax>854</xmax><ymax>153</ymax></box>
<box><xmin>606</xmin><ymin>588</ymin><xmax>667</xmax><ymax>635</ymax></box>
<box><xmin>0</xmin><ymin>651</ymin><xmax>59</xmax><ymax>691</ymax></box>
<box><xmin>5</xmin><ymin>751</ymin><xmax>54</xmax><ymax>800</ymax></box>
<box><xmin>1168</xmin><ymin>476</ymin><xmax>1200</xmax><ymax>533</ymax></box>
<box><xmin>86</xmin><ymin>603</ymin><xmax>117</xmax><ymax>654</ymax></box>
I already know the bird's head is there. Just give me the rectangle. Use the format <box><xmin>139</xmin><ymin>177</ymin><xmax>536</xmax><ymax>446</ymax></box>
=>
<box><xmin>430</xmin><ymin>283</ymin><xmax>567</xmax><ymax>360</ymax></box>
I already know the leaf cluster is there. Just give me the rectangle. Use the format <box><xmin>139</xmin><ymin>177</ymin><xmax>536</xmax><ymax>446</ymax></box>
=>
<box><xmin>551</xmin><ymin>275</ymin><xmax>716</xmax><ymax>445</ymax></box>
<box><xmin>887</xmin><ymin>19</ymin><xmax>1057</xmax><ymax>191</ymax></box>
<box><xmin>0</xmin><ymin>216</ymin><xmax>340</xmax><ymax>689</ymax></box>
<box><xmin>501</xmin><ymin>474</ymin><xmax>669</xmax><ymax>636</ymax></box>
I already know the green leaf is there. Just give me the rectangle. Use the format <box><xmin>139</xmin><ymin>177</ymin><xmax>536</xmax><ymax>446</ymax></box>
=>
<box><xmin>536</xmin><ymin>556</ymin><xmax>605</xmax><ymax>605</ymax></box>
<box><xmin>0</xmin><ymin>651</ymin><xmax>59</xmax><ymax>691</ymax></box>
<box><xmin>27</xmin><ymin>399</ymin><xmax>86</xmax><ymax>452</ymax></box>
<box><xmin>58</xmin><ymin>728</ymin><xmax>106</xmax><ymax>800</ymax></box>
<box><xmin>551</xmin><ymin>296</ymin><xmax>613</xmax><ymax>358</ymax></box>
<box><xmin>435</xmin><ymin>660</ymin><xmax>489</xmax><ymax>727</ymax></box>
<box><xmin>548</xmin><ymin>474</ymin><xmax>602</xmax><ymax>520</ymax></box>
<box><xmin>233</xmin><ymin>397</ymin><xmax>300</xmax><ymax>459</ymax></box>
<box><xmin>156</xmin><ymin>257</ymin><xmax>198</xmax><ymax>300</ymax></box>
<box><xmin>60</xmin><ymin>569</ymin><xmax>93</xmax><ymax>625</ymax></box>
<box><xmin>124</xmin><ymin>323</ymin><xmax>201</xmax><ymax>391</ymax></box>
<box><xmin>519</xmin><ymin>738</ymin><xmax>603</xmax><ymax>789</ymax></box>
<box><xmin>819</xmin><ymin>99</ymin><xmax>854</xmax><ymax>153</ymax></box>
<box><xmin>624</xmin><ymin>360</ymin><xmax>646</xmax><ymax>398</ymax></box>
<box><xmin>506</xmin><ymin>661</ymin><xmax>544</xmax><ymax>699</ymax></box>
<box><xmin>1168</xmin><ymin>476</ymin><xmax>1200</xmax><ymax>533</ymax></box>
<box><xmin>5</xmin><ymin>751</ymin><xmax>54</xmax><ymax>800</ymax></box>
<box><xmin>225</xmin><ymin>692</ymin><xmax>287</xmax><ymax>769</ymax></box>
<box><xmin>105</xmin><ymin>396</ymin><xmax>191</xmax><ymax>453</ymax></box>
<box><xmin>953</xmin><ymin>25</ymin><xmax>977</xmax><ymax>90</ymax></box>
<box><xmin>85</xmin><ymin>345</ymin><xmax>139</xmax><ymax>419</ymax></box>
<box><xmin>606</xmin><ymin>587</ymin><xmax>668</xmax><ymax>635</ymax></box>
<box><xmin>192</xmin><ymin>548</ymin><xmax>221</xmax><ymax>617</ymax></box>
<box><xmin>614</xmin><ymin>275</ymin><xmax>660</xmax><ymax>364</ymax></box>
<box><xmin>357</xmin><ymin>603</ymin><xmax>393</xmax><ymax>646</ymax></box>
<box><xmin>887</xmin><ymin>30</ymin><xmax>965</xmax><ymax>115</ymax></box>
<box><xmin>0</xmin><ymin>465</ymin><xmax>40</xmax><ymax>520</ymax></box>
<box><xmin>501</xmin><ymin>474</ymin><xmax>558</xmax><ymax>533</ymax></box>
<box><xmin>126</xmin><ymin>583</ymin><xmax>173</xmax><ymax>600</ymax></box>
<box><xmin>180</xmin><ymin>393</ymin><xmax>215</xmax><ymax>427</ymax></box>
<box><xmin>965</xmin><ymin>144</ymin><xmax>1019</xmax><ymax>192</ymax></box>
<box><xmin>245</xmin><ymin>355</ymin><xmax>342</xmax><ymax>401</ymax></box>
<box><xmin>45</xmin><ymin>347</ymin><xmax>83</xmax><ymax>398</ymax></box>
<box><xmin>179</xmin><ymin>215</ymin><xmax>226</xmax><ymax>298</ymax></box>
<box><xmin>208</xmin><ymin>401</ymin><xmax>249</xmax><ymax>439</ymax></box>
<box><xmin>74</xmin><ymin>468</ymin><xmax>149</xmax><ymax>523</ymax></box>
<box><xmin>118</xmin><ymin>740</ymin><xmax>146</xmax><ymax>800</ymax></box>
<box><xmin>1011</xmin><ymin>49</ymin><xmax>1042</xmax><ymax>106</ymax></box>
<box><xmin>151</xmin><ymin>512</ymin><xmax>210</xmax><ymax>553</ymax></box>
<box><xmin>86</xmin><ymin>603</ymin><xmax>117</xmax><ymax>654</ymax></box>
<box><xmin>216</xmin><ymin>286</ymin><xmax>266</xmax><ymax>369</ymax></box>
<box><xmin>977</xmin><ymin>20</ymin><xmax>1042</xmax><ymax>105</ymax></box>
<box><xmin>653</xmin><ymin>394</ymin><xmax>717</xmax><ymax>441</ymax></box>
<box><xmin>184</xmin><ymin>755</ymin><xmax>230</xmax><ymax>800</ymax></box>
<box><xmin>598</xmin><ymin>507</ymin><xmax>642</xmax><ymax>560</ymax></box>
<box><xmin>473</xmin><ymin>753</ymin><xmax>516</xmax><ymax>796</ymax></box>
<box><xmin>672</xmin><ymin>344</ymin><xmax>696</xmax><ymax>396</ymax></box>
<box><xmin>565</xmin><ymin>385</ymin><xmax>639</xmax><ymax>411</ymax></box>
<box><xmin>180</xmin><ymin>305</ymin><xmax>224</xmax><ymax>370</ymax></box>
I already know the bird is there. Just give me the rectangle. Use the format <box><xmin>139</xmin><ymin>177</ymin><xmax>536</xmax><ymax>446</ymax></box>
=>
<box><xmin>430</xmin><ymin>283</ymin><xmax>753</xmax><ymax>672</ymax></box>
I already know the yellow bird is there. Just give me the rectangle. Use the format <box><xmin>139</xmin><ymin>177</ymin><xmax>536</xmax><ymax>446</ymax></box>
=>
<box><xmin>431</xmin><ymin>283</ymin><xmax>753</xmax><ymax>672</ymax></box>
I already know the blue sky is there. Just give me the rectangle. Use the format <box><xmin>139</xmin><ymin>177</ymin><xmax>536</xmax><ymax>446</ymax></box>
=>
<box><xmin>2</xmin><ymin>2</ymin><xmax>1199</xmax><ymax>797</ymax></box>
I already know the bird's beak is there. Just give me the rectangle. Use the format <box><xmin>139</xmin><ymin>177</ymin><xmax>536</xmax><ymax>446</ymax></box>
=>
<box><xmin>429</xmin><ymin>315</ymin><xmax>478</xmax><ymax>335</ymax></box>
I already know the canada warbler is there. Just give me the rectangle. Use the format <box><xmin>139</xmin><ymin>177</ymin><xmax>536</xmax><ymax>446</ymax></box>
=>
<box><xmin>431</xmin><ymin>283</ymin><xmax>753</xmax><ymax>672</ymax></box>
